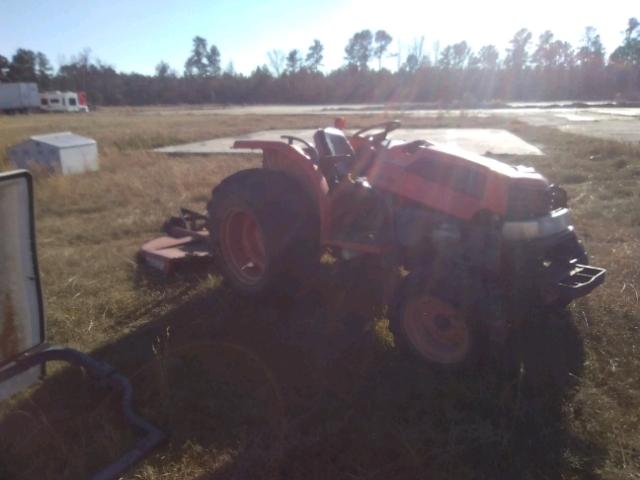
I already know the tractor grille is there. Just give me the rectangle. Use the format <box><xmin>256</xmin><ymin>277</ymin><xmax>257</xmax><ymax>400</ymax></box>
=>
<box><xmin>507</xmin><ymin>183</ymin><xmax>551</xmax><ymax>220</ymax></box>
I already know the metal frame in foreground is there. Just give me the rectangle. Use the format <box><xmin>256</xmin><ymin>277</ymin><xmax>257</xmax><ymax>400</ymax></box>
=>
<box><xmin>0</xmin><ymin>170</ymin><xmax>164</xmax><ymax>479</ymax></box>
<box><xmin>0</xmin><ymin>346</ymin><xmax>165</xmax><ymax>480</ymax></box>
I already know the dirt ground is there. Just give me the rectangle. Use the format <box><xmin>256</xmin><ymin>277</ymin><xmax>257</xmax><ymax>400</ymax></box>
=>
<box><xmin>0</xmin><ymin>108</ymin><xmax>639</xmax><ymax>480</ymax></box>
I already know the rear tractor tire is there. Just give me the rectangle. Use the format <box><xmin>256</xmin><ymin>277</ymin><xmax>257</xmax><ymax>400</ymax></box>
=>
<box><xmin>207</xmin><ymin>169</ymin><xmax>319</xmax><ymax>296</ymax></box>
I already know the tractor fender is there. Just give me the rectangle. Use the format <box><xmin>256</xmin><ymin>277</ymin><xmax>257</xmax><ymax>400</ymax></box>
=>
<box><xmin>233</xmin><ymin>140</ymin><xmax>330</xmax><ymax>240</ymax></box>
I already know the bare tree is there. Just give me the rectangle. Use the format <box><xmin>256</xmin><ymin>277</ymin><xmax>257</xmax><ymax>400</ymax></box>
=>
<box><xmin>392</xmin><ymin>40</ymin><xmax>403</xmax><ymax>71</ymax></box>
<box><xmin>267</xmin><ymin>49</ymin><xmax>285</xmax><ymax>76</ymax></box>
<box><xmin>411</xmin><ymin>37</ymin><xmax>429</xmax><ymax>66</ymax></box>
<box><xmin>432</xmin><ymin>41</ymin><xmax>440</xmax><ymax>68</ymax></box>
<box><xmin>403</xmin><ymin>37</ymin><xmax>429</xmax><ymax>72</ymax></box>
<box><xmin>224</xmin><ymin>61</ymin><xmax>236</xmax><ymax>76</ymax></box>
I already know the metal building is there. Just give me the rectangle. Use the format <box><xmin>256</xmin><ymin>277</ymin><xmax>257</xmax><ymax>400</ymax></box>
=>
<box><xmin>9</xmin><ymin>131</ymin><xmax>99</xmax><ymax>175</ymax></box>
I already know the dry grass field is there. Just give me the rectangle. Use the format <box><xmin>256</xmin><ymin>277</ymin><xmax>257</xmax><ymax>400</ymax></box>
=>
<box><xmin>0</xmin><ymin>108</ymin><xmax>639</xmax><ymax>479</ymax></box>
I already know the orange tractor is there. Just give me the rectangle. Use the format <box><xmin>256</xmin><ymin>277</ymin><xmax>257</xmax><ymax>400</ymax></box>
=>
<box><xmin>141</xmin><ymin>120</ymin><xmax>605</xmax><ymax>367</ymax></box>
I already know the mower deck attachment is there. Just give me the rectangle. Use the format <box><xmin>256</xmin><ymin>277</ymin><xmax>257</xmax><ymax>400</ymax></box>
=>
<box><xmin>139</xmin><ymin>208</ymin><xmax>211</xmax><ymax>274</ymax></box>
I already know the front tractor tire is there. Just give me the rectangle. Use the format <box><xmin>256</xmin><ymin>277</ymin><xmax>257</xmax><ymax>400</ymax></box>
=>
<box><xmin>389</xmin><ymin>272</ymin><xmax>477</xmax><ymax>369</ymax></box>
<box><xmin>207</xmin><ymin>169</ymin><xmax>318</xmax><ymax>296</ymax></box>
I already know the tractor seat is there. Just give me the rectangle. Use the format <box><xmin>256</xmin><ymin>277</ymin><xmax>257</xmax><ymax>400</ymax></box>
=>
<box><xmin>313</xmin><ymin>128</ymin><xmax>356</xmax><ymax>186</ymax></box>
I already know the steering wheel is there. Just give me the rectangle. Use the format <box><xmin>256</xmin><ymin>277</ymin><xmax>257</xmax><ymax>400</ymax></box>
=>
<box><xmin>281</xmin><ymin>135</ymin><xmax>318</xmax><ymax>163</ymax></box>
<box><xmin>353</xmin><ymin>120</ymin><xmax>401</xmax><ymax>143</ymax></box>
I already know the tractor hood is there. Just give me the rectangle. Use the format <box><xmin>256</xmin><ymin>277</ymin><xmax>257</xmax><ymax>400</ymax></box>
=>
<box><xmin>426</xmin><ymin>144</ymin><xmax>547</xmax><ymax>183</ymax></box>
<box><xmin>370</xmin><ymin>141</ymin><xmax>551</xmax><ymax>221</ymax></box>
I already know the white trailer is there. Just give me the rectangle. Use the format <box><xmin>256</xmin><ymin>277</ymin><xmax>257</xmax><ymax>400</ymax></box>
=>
<box><xmin>0</xmin><ymin>82</ymin><xmax>40</xmax><ymax>113</ymax></box>
<box><xmin>40</xmin><ymin>91</ymin><xmax>89</xmax><ymax>113</ymax></box>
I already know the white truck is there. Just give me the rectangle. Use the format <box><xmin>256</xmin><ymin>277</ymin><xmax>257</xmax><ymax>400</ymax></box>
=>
<box><xmin>0</xmin><ymin>82</ymin><xmax>40</xmax><ymax>113</ymax></box>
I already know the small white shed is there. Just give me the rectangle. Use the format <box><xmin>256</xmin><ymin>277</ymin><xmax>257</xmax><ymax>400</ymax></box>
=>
<box><xmin>9</xmin><ymin>132</ymin><xmax>99</xmax><ymax>175</ymax></box>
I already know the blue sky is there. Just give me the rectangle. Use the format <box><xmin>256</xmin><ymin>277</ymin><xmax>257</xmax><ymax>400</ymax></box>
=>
<box><xmin>1</xmin><ymin>0</ymin><xmax>637</xmax><ymax>75</ymax></box>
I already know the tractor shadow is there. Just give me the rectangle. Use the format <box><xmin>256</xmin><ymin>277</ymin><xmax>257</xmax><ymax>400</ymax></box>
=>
<box><xmin>0</xmin><ymin>259</ymin><xmax>605</xmax><ymax>479</ymax></box>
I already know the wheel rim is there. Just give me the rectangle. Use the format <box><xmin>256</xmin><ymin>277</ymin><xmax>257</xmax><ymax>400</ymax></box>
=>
<box><xmin>221</xmin><ymin>209</ymin><xmax>267</xmax><ymax>285</ymax></box>
<box><xmin>402</xmin><ymin>295</ymin><xmax>471</xmax><ymax>365</ymax></box>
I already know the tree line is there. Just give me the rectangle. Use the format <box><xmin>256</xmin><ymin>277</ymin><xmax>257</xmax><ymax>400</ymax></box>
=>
<box><xmin>1</xmin><ymin>19</ymin><xmax>639</xmax><ymax>106</ymax></box>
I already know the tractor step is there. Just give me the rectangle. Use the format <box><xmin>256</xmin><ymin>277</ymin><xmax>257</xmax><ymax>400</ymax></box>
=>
<box><xmin>557</xmin><ymin>264</ymin><xmax>606</xmax><ymax>299</ymax></box>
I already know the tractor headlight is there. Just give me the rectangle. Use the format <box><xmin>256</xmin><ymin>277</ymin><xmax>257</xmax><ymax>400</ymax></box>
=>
<box><xmin>502</xmin><ymin>208</ymin><xmax>572</xmax><ymax>241</ymax></box>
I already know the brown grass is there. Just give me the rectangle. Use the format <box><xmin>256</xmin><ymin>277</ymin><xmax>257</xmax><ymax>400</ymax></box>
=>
<box><xmin>0</xmin><ymin>108</ymin><xmax>639</xmax><ymax>479</ymax></box>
